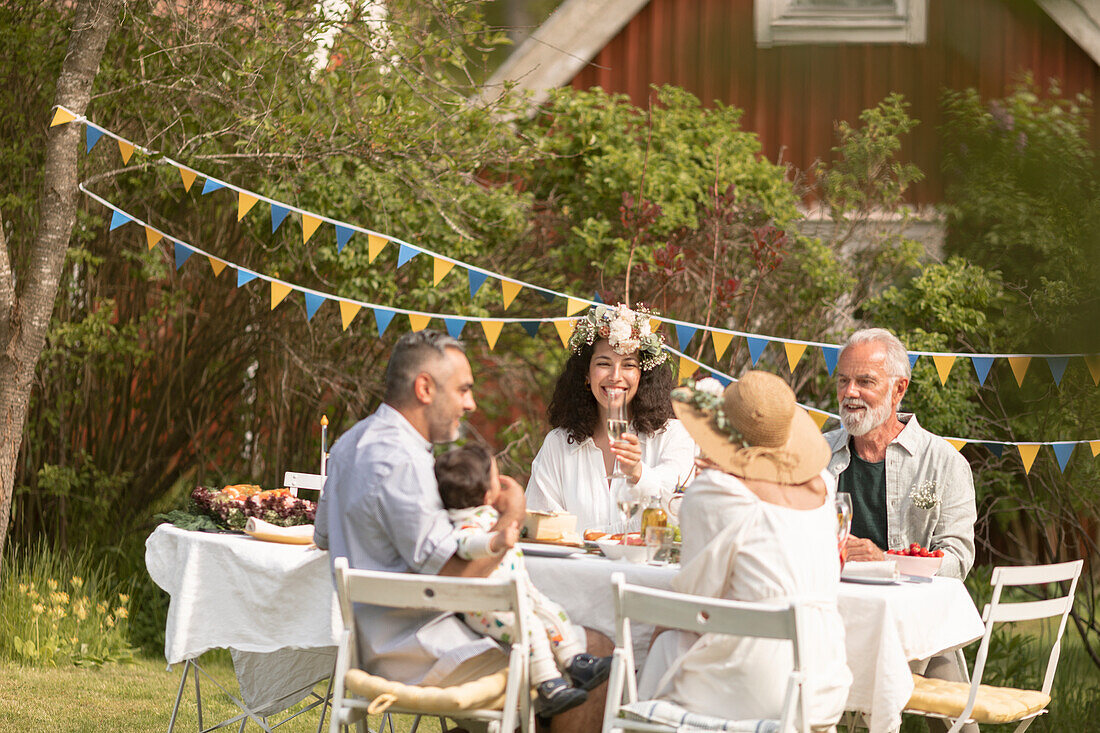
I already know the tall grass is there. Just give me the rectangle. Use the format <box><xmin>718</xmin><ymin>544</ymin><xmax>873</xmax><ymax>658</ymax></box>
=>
<box><xmin>0</xmin><ymin>540</ymin><xmax>136</xmax><ymax>666</ymax></box>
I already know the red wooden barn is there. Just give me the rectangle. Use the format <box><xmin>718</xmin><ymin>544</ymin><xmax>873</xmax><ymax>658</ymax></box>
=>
<box><xmin>486</xmin><ymin>0</ymin><xmax>1100</xmax><ymax>205</ymax></box>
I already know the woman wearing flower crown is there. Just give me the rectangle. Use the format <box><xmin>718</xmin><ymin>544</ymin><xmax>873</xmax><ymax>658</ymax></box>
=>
<box><xmin>525</xmin><ymin>304</ymin><xmax>697</xmax><ymax>533</ymax></box>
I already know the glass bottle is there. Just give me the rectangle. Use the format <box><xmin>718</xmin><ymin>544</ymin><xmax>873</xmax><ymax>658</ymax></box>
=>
<box><xmin>640</xmin><ymin>495</ymin><xmax>668</xmax><ymax>534</ymax></box>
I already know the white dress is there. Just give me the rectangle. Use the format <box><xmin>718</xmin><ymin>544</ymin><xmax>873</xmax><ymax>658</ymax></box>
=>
<box><xmin>637</xmin><ymin>468</ymin><xmax>852</xmax><ymax>729</ymax></box>
<box><xmin>525</xmin><ymin>419</ymin><xmax>697</xmax><ymax>533</ymax></box>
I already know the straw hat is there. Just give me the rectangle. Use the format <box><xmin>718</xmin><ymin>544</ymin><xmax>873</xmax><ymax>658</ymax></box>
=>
<box><xmin>671</xmin><ymin>371</ymin><xmax>829</xmax><ymax>484</ymax></box>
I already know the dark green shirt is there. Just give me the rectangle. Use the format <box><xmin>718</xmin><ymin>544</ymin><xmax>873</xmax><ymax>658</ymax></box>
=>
<box><xmin>838</xmin><ymin>440</ymin><xmax>888</xmax><ymax>550</ymax></box>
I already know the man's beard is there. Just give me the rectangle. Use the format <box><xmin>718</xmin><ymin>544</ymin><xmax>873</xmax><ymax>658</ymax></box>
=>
<box><xmin>840</xmin><ymin>397</ymin><xmax>894</xmax><ymax>437</ymax></box>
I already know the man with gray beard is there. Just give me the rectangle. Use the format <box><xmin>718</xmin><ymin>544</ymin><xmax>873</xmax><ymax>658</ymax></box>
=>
<box><xmin>825</xmin><ymin>328</ymin><xmax>978</xmax><ymax>732</ymax></box>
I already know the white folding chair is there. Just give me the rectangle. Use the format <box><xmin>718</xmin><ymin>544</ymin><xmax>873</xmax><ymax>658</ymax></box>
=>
<box><xmin>904</xmin><ymin>559</ymin><xmax>1084</xmax><ymax>733</ymax></box>
<box><xmin>602</xmin><ymin>572</ymin><xmax>809</xmax><ymax>733</ymax></box>
<box><xmin>329</xmin><ymin>557</ymin><xmax>534</xmax><ymax>733</ymax></box>
<box><xmin>284</xmin><ymin>470</ymin><xmax>326</xmax><ymax>499</ymax></box>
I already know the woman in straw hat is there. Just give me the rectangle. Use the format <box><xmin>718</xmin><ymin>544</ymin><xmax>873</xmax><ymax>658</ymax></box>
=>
<box><xmin>526</xmin><ymin>304</ymin><xmax>696</xmax><ymax>533</ymax></box>
<box><xmin>637</xmin><ymin>371</ymin><xmax>851</xmax><ymax>730</ymax></box>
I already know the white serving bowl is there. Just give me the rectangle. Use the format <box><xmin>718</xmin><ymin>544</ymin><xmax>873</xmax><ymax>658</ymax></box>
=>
<box><xmin>892</xmin><ymin>554</ymin><xmax>943</xmax><ymax>577</ymax></box>
<box><xmin>596</xmin><ymin>539</ymin><xmax>648</xmax><ymax>563</ymax></box>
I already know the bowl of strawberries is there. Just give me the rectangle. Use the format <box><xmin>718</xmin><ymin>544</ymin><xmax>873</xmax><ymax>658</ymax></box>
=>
<box><xmin>595</xmin><ymin>533</ymin><xmax>648</xmax><ymax>563</ymax></box>
<box><xmin>887</xmin><ymin>543</ymin><xmax>943</xmax><ymax>577</ymax></box>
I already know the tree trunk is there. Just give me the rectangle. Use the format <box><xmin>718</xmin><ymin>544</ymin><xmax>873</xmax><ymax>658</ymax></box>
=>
<box><xmin>0</xmin><ymin>0</ymin><xmax>121</xmax><ymax>570</ymax></box>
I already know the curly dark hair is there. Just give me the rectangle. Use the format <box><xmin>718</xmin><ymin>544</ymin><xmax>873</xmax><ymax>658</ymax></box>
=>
<box><xmin>547</xmin><ymin>340</ymin><xmax>676</xmax><ymax>444</ymax></box>
<box><xmin>435</xmin><ymin>443</ymin><xmax>493</xmax><ymax>510</ymax></box>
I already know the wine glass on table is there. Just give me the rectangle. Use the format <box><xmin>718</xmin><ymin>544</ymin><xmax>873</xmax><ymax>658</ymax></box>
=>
<box><xmin>836</xmin><ymin>492</ymin><xmax>853</xmax><ymax>570</ymax></box>
<box><xmin>607</xmin><ymin>389</ymin><xmax>635</xmax><ymax>529</ymax></box>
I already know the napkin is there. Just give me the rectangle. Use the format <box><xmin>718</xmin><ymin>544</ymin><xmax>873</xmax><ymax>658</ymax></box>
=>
<box><xmin>841</xmin><ymin>560</ymin><xmax>899</xmax><ymax>581</ymax></box>
<box><xmin>244</xmin><ymin>517</ymin><xmax>315</xmax><ymax>545</ymax></box>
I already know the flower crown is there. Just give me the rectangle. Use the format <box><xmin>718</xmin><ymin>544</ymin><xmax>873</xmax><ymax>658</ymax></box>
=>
<box><xmin>568</xmin><ymin>304</ymin><xmax>669</xmax><ymax>370</ymax></box>
<box><xmin>671</xmin><ymin>377</ymin><xmax>750</xmax><ymax>447</ymax></box>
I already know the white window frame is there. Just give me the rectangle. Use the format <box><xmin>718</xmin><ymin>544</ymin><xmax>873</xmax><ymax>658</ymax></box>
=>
<box><xmin>755</xmin><ymin>0</ymin><xmax>928</xmax><ymax>47</ymax></box>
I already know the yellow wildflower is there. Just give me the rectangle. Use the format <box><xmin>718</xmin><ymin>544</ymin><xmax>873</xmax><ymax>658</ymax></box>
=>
<box><xmin>50</xmin><ymin>591</ymin><xmax>69</xmax><ymax>605</ymax></box>
<box><xmin>70</xmin><ymin>636</ymin><xmax>78</xmax><ymax>645</ymax></box>
<box><xmin>51</xmin><ymin>606</ymin><xmax>65</xmax><ymax>620</ymax></box>
<box><xmin>70</xmin><ymin>576</ymin><xmax>84</xmax><ymax>589</ymax></box>
<box><xmin>47</xmin><ymin>579</ymin><xmax>58</xmax><ymax>591</ymax></box>
<box><xmin>115</xmin><ymin>607</ymin><xmax>128</xmax><ymax>619</ymax></box>
<box><xmin>118</xmin><ymin>594</ymin><xmax>130</xmax><ymax>605</ymax></box>
<box><xmin>76</xmin><ymin>606</ymin><xmax>88</xmax><ymax>621</ymax></box>
<box><xmin>17</xmin><ymin>583</ymin><xmax>28</xmax><ymax>594</ymax></box>
<box><xmin>31</xmin><ymin>603</ymin><xmax>45</xmax><ymax>615</ymax></box>
<box><xmin>105</xmin><ymin>616</ymin><xmax>116</xmax><ymax>628</ymax></box>
<box><xmin>96</xmin><ymin>601</ymin><xmax>108</xmax><ymax>614</ymax></box>
<box><xmin>27</xmin><ymin>588</ymin><xmax>39</xmax><ymax>601</ymax></box>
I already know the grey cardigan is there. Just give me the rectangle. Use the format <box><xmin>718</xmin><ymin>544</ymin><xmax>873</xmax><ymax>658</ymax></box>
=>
<box><xmin>825</xmin><ymin>413</ymin><xmax>977</xmax><ymax>580</ymax></box>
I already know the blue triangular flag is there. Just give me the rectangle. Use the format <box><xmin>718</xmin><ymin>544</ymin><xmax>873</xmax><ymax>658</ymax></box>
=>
<box><xmin>202</xmin><ymin>177</ymin><xmax>226</xmax><ymax>195</ymax></box>
<box><xmin>468</xmin><ymin>270</ymin><xmax>489</xmax><ymax>298</ymax></box>
<box><xmin>908</xmin><ymin>353</ymin><xmax>919</xmax><ymax>369</ymax></box>
<box><xmin>746</xmin><ymin>336</ymin><xmax>768</xmax><ymax>366</ymax></box>
<box><xmin>236</xmin><ymin>269</ymin><xmax>258</xmax><ymax>287</ymax></box>
<box><xmin>538</xmin><ymin>290</ymin><xmax>557</xmax><ymax>303</ymax></box>
<box><xmin>374</xmin><ymin>307</ymin><xmax>396</xmax><ymax>336</ymax></box>
<box><xmin>1046</xmin><ymin>356</ymin><xmax>1069</xmax><ymax>386</ymax></box>
<box><xmin>335</xmin><ymin>225</ymin><xmax>355</xmax><ymax>253</ymax></box>
<box><xmin>304</xmin><ymin>292</ymin><xmax>325</xmax><ymax>321</ymax></box>
<box><xmin>971</xmin><ymin>356</ymin><xmax>994</xmax><ymax>386</ymax></box>
<box><xmin>521</xmin><ymin>321</ymin><xmax>540</xmax><ymax>338</ymax></box>
<box><xmin>174</xmin><ymin>243</ymin><xmax>193</xmax><ymax>270</ymax></box>
<box><xmin>984</xmin><ymin>442</ymin><xmax>1005</xmax><ymax>458</ymax></box>
<box><xmin>397</xmin><ymin>244</ymin><xmax>419</xmax><ymax>268</ymax></box>
<box><xmin>592</xmin><ymin>291</ymin><xmax>604</xmax><ymax>304</ymax></box>
<box><xmin>1052</xmin><ymin>443</ymin><xmax>1075</xmax><ymax>473</ymax></box>
<box><xmin>443</xmin><ymin>318</ymin><xmax>466</xmax><ymax>339</ymax></box>
<box><xmin>709</xmin><ymin>370</ymin><xmax>732</xmax><ymax>387</ymax></box>
<box><xmin>85</xmin><ymin>125</ymin><xmax>104</xmax><ymax>153</ymax></box>
<box><xmin>108</xmin><ymin>210</ymin><xmax>130</xmax><ymax>231</ymax></box>
<box><xmin>675</xmin><ymin>324</ymin><xmax>698</xmax><ymax>350</ymax></box>
<box><xmin>821</xmin><ymin>346</ymin><xmax>840</xmax><ymax>376</ymax></box>
<box><xmin>271</xmin><ymin>204</ymin><xmax>291</xmax><ymax>233</ymax></box>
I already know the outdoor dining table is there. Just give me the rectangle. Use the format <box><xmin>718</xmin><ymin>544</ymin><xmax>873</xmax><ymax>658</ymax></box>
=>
<box><xmin>146</xmin><ymin>525</ymin><xmax>984</xmax><ymax>733</ymax></box>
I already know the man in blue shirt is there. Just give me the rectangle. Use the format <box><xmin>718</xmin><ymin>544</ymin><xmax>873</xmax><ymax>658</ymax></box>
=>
<box><xmin>315</xmin><ymin>330</ymin><xmax>610</xmax><ymax>729</ymax></box>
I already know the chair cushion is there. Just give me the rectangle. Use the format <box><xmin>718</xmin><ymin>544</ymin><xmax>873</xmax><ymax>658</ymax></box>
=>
<box><xmin>905</xmin><ymin>673</ymin><xmax>1051</xmax><ymax>724</ymax></box>
<box><xmin>344</xmin><ymin>668</ymin><xmax>508</xmax><ymax>714</ymax></box>
<box><xmin>620</xmin><ymin>700</ymin><xmax>780</xmax><ymax>733</ymax></box>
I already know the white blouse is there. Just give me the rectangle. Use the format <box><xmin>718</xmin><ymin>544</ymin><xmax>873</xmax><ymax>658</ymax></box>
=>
<box><xmin>525</xmin><ymin>419</ymin><xmax>698</xmax><ymax>533</ymax></box>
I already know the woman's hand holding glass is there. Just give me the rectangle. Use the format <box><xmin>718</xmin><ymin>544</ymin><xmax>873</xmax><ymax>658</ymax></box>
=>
<box><xmin>835</xmin><ymin>492</ymin><xmax>853</xmax><ymax>570</ymax></box>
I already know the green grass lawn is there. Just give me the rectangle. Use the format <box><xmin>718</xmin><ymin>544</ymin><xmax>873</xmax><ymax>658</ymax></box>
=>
<box><xmin>0</xmin><ymin>652</ymin><xmax>442</xmax><ymax>733</ymax></box>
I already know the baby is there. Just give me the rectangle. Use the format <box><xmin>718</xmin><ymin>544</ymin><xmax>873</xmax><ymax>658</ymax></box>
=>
<box><xmin>435</xmin><ymin>444</ymin><xmax>611</xmax><ymax>719</ymax></box>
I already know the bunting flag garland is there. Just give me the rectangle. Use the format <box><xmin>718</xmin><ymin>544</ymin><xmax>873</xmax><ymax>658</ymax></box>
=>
<box><xmin>984</xmin><ymin>442</ymin><xmax>1005</xmax><ymax>458</ymax></box>
<box><xmin>1008</xmin><ymin>356</ymin><xmax>1031</xmax><ymax>387</ymax></box>
<box><xmin>520</xmin><ymin>321</ymin><xmax>540</xmax><ymax>338</ymax></box>
<box><xmin>409</xmin><ymin>314</ymin><xmax>432</xmax><ymax>332</ymax></box>
<box><xmin>270</xmin><ymin>281</ymin><xmax>293</xmax><ymax>310</ymax></box>
<box><xmin>1091</xmin><ymin>441</ymin><xmax>1100</xmax><ymax>458</ymax></box>
<box><xmin>109</xmin><ymin>210</ymin><xmax>130</xmax><ymax>231</ymax></box>
<box><xmin>208</xmin><ymin>257</ymin><xmax>227</xmax><ymax>277</ymax></box>
<box><xmin>712</xmin><ymin>331</ymin><xmax>733</xmax><ymax>361</ymax></box>
<box><xmin>932</xmin><ymin>355</ymin><xmax>956</xmax><ymax>385</ymax></box>
<box><xmin>304</xmin><ymin>292</ymin><xmax>325</xmax><ymax>320</ymax></box>
<box><xmin>553</xmin><ymin>319</ymin><xmax>575</xmax><ymax>347</ymax></box>
<box><xmin>174</xmin><ymin>243</ymin><xmax>193</xmax><ymax>270</ymax></box>
<box><xmin>397</xmin><ymin>243</ymin><xmax>418</xmax><ymax>268</ymax></box>
<box><xmin>372</xmin><ymin>307</ymin><xmax>394</xmax><ymax>335</ymax></box>
<box><xmin>501</xmin><ymin>281</ymin><xmax>522</xmax><ymax>310</ymax></box>
<box><xmin>784</xmin><ymin>342</ymin><xmax>807</xmax><ymax>373</ymax></box>
<box><xmin>444</xmin><ymin>318</ymin><xmax>466</xmax><ymax>339</ymax></box>
<box><xmin>1052</xmin><ymin>443</ymin><xmax>1075</xmax><ymax>473</ymax></box>
<box><xmin>1017</xmin><ymin>444</ymin><xmax>1041</xmax><ymax>475</ymax></box>
<box><xmin>678</xmin><ymin>356</ymin><xmax>695</xmax><ymax>383</ymax></box>
<box><xmin>433</xmin><ymin>257</ymin><xmax>455</xmax><ymax>286</ymax></box>
<box><xmin>808</xmin><ymin>411</ymin><xmax>829</xmax><ymax>430</ymax></box>
<box><xmin>341</xmin><ymin>301</ymin><xmax>362</xmax><ymax>331</ymax></box>
<box><xmin>675</xmin><ymin>324</ymin><xmax>697</xmax><ymax>350</ymax></box>
<box><xmin>946</xmin><ymin>439</ymin><xmax>967</xmax><ymax>452</ymax></box>
<box><xmin>145</xmin><ymin>227</ymin><xmax>163</xmax><ymax>250</ymax></box>
<box><xmin>237</xmin><ymin>269</ymin><xmax>259</xmax><ymax>287</ymax></box>
<box><xmin>481</xmin><ymin>320</ymin><xmax>504</xmax><ymax>350</ymax></box>
<box><xmin>55</xmin><ymin>105</ymin><xmax>1100</xmax><ymax>390</ymax></box>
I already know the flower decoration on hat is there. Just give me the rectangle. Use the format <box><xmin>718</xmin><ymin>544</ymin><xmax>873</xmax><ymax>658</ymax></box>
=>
<box><xmin>569</xmin><ymin>304</ymin><xmax>669</xmax><ymax>370</ymax></box>
<box><xmin>672</xmin><ymin>378</ymin><xmax>750</xmax><ymax>448</ymax></box>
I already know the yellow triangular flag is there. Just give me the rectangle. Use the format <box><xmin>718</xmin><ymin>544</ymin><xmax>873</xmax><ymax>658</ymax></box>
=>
<box><xmin>302</xmin><ymin>214</ymin><xmax>323</xmax><ymax>244</ymax></box>
<box><xmin>1090</xmin><ymin>441</ymin><xmax>1100</xmax><ymax>457</ymax></box>
<box><xmin>339</xmin><ymin>301</ymin><xmax>361</xmax><ymax>331</ymax></box>
<box><xmin>481</xmin><ymin>321</ymin><xmax>504</xmax><ymax>350</ymax></box>
<box><xmin>501</xmin><ymin>281</ymin><xmax>522</xmax><ymax>310</ymax></box>
<box><xmin>238</xmin><ymin>192</ymin><xmax>260</xmax><ymax>221</ymax></box>
<box><xmin>50</xmin><ymin>107</ymin><xmax>76</xmax><ymax>127</ymax></box>
<box><xmin>1084</xmin><ymin>355</ymin><xmax>1100</xmax><ymax>386</ymax></box>
<box><xmin>566</xmin><ymin>298</ymin><xmax>588</xmax><ymax>317</ymax></box>
<box><xmin>208</xmin><ymin>256</ymin><xmax>227</xmax><ymax>277</ymax></box>
<box><xmin>1008</xmin><ymin>356</ymin><xmax>1031</xmax><ymax>387</ymax></box>
<box><xmin>650</xmin><ymin>318</ymin><xmax>661</xmax><ymax>334</ymax></box>
<box><xmin>368</xmin><ymin>234</ymin><xmax>388</xmax><ymax>263</ymax></box>
<box><xmin>808</xmin><ymin>411</ymin><xmax>829</xmax><ymax>430</ymax></box>
<box><xmin>178</xmin><ymin>166</ymin><xmax>197</xmax><ymax>192</ymax></box>
<box><xmin>144</xmin><ymin>227</ymin><xmax>163</xmax><ymax>250</ymax></box>
<box><xmin>270</xmin><ymin>282</ymin><xmax>293</xmax><ymax>310</ymax></box>
<box><xmin>1017</xmin><ymin>444</ymin><xmax>1040</xmax><ymax>475</ymax></box>
<box><xmin>946</xmin><ymin>439</ymin><xmax>967</xmax><ymax>452</ymax></box>
<box><xmin>409</xmin><ymin>314</ymin><xmax>432</xmax><ymax>332</ymax></box>
<box><xmin>678</xmin><ymin>356</ymin><xmax>695</xmax><ymax>384</ymax></box>
<box><xmin>784</xmin><ymin>343</ymin><xmax>808</xmax><ymax>372</ymax></box>
<box><xmin>432</xmin><ymin>258</ymin><xmax>454</xmax><ymax>286</ymax></box>
<box><xmin>932</xmin><ymin>355</ymin><xmax>957</xmax><ymax>385</ymax></box>
<box><xmin>712</xmin><ymin>331</ymin><xmax>734</xmax><ymax>361</ymax></box>
<box><xmin>554</xmin><ymin>319</ymin><xmax>575</xmax><ymax>347</ymax></box>
<box><xmin>117</xmin><ymin>140</ymin><xmax>134</xmax><ymax>165</ymax></box>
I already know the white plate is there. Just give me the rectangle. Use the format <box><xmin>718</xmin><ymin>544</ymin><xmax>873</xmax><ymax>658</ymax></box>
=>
<box><xmin>516</xmin><ymin>542</ymin><xmax>582</xmax><ymax>558</ymax></box>
<box><xmin>840</xmin><ymin>575</ymin><xmax>899</xmax><ymax>585</ymax></box>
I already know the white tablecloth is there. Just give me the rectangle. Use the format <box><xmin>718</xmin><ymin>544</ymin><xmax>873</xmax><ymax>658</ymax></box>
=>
<box><xmin>525</xmin><ymin>555</ymin><xmax>985</xmax><ymax>733</ymax></box>
<box><xmin>145</xmin><ymin>525</ymin><xmax>340</xmax><ymax>716</ymax></box>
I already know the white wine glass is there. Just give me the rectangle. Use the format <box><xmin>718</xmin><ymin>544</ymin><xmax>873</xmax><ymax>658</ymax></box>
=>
<box><xmin>836</xmin><ymin>492</ymin><xmax>853</xmax><ymax>569</ymax></box>
<box><xmin>606</xmin><ymin>389</ymin><xmax>629</xmax><ymax>480</ymax></box>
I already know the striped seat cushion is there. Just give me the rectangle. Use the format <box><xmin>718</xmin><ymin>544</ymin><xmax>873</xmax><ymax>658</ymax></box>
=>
<box><xmin>620</xmin><ymin>700</ymin><xmax>780</xmax><ymax>732</ymax></box>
